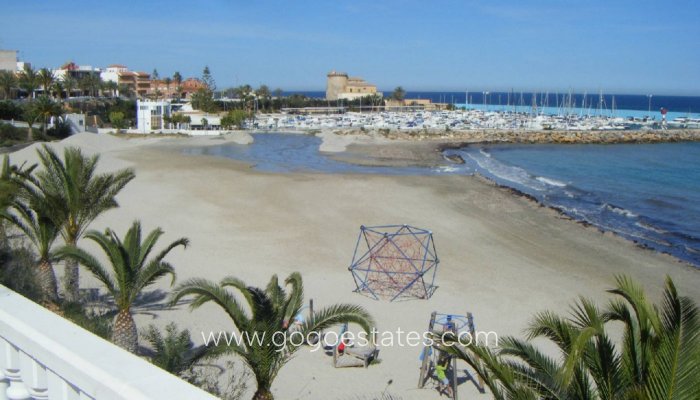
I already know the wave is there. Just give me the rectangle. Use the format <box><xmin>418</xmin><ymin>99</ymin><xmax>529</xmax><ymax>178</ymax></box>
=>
<box><xmin>464</xmin><ymin>150</ymin><xmax>548</xmax><ymax>192</ymax></box>
<box><xmin>635</xmin><ymin>221</ymin><xmax>668</xmax><ymax>234</ymax></box>
<box><xmin>536</xmin><ymin>176</ymin><xmax>567</xmax><ymax>187</ymax></box>
<box><xmin>602</xmin><ymin>203</ymin><xmax>638</xmax><ymax>218</ymax></box>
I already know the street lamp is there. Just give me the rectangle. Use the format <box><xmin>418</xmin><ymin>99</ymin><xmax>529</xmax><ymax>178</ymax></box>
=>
<box><xmin>647</xmin><ymin>94</ymin><xmax>653</xmax><ymax>116</ymax></box>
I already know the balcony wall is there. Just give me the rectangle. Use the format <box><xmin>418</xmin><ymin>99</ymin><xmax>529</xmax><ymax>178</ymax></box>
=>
<box><xmin>0</xmin><ymin>285</ymin><xmax>219</xmax><ymax>400</ymax></box>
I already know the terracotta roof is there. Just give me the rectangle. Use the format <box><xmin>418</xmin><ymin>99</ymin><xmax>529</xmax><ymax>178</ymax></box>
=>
<box><xmin>108</xmin><ymin>64</ymin><xmax>127</xmax><ymax>68</ymax></box>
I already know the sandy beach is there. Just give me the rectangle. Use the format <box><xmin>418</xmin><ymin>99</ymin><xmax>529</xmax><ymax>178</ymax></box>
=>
<box><xmin>9</xmin><ymin>132</ymin><xmax>700</xmax><ymax>400</ymax></box>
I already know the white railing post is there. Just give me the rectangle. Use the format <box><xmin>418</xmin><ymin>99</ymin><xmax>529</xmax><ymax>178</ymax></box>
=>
<box><xmin>1</xmin><ymin>341</ymin><xmax>30</xmax><ymax>400</ymax></box>
<box><xmin>0</xmin><ymin>368</ymin><xmax>8</xmax><ymax>400</ymax></box>
<box><xmin>0</xmin><ymin>285</ymin><xmax>217</xmax><ymax>400</ymax></box>
<box><xmin>46</xmin><ymin>371</ymin><xmax>81</xmax><ymax>400</ymax></box>
<box><xmin>18</xmin><ymin>353</ymin><xmax>47</xmax><ymax>400</ymax></box>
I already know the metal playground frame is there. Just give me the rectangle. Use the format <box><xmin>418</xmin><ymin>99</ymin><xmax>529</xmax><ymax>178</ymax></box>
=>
<box><xmin>348</xmin><ymin>225</ymin><xmax>439</xmax><ymax>301</ymax></box>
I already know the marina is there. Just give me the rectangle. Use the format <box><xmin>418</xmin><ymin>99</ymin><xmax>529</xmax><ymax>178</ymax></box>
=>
<box><xmin>254</xmin><ymin>107</ymin><xmax>700</xmax><ymax>132</ymax></box>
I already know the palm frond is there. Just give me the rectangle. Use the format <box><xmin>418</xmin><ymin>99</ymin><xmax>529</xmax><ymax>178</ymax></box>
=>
<box><xmin>303</xmin><ymin>303</ymin><xmax>375</xmax><ymax>336</ymax></box>
<box><xmin>170</xmin><ymin>278</ymin><xmax>252</xmax><ymax>333</ymax></box>
<box><xmin>54</xmin><ymin>244</ymin><xmax>116</xmax><ymax>295</ymax></box>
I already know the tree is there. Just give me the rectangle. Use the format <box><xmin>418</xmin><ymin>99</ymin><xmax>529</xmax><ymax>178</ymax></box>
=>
<box><xmin>256</xmin><ymin>85</ymin><xmax>271</xmax><ymax>112</ymax></box>
<box><xmin>173</xmin><ymin>72</ymin><xmax>182</xmax><ymax>100</ymax></box>
<box><xmin>33</xmin><ymin>96</ymin><xmax>62</xmax><ymax>137</ymax></box>
<box><xmin>220</xmin><ymin>110</ymin><xmax>247</xmax><ymax>129</ymax></box>
<box><xmin>143</xmin><ymin>323</ymin><xmax>208</xmax><ymax>376</ymax></box>
<box><xmin>440</xmin><ymin>275</ymin><xmax>700</xmax><ymax>400</ymax></box>
<box><xmin>235</xmin><ymin>85</ymin><xmax>254</xmax><ymax>112</ymax></box>
<box><xmin>0</xmin><ymin>71</ymin><xmax>18</xmax><ymax>100</ymax></box>
<box><xmin>202</xmin><ymin>66</ymin><xmax>216</xmax><ymax>92</ymax></box>
<box><xmin>77</xmin><ymin>74</ymin><xmax>102</xmax><ymax>97</ymax></box>
<box><xmin>57</xmin><ymin>221</ymin><xmax>188</xmax><ymax>353</ymax></box>
<box><xmin>173</xmin><ymin>71</ymin><xmax>182</xmax><ymax>86</ymax></box>
<box><xmin>1</xmin><ymin>167</ymin><xmax>61</xmax><ymax>303</ymax></box>
<box><xmin>191</xmin><ymin>88</ymin><xmax>217</xmax><ymax>113</ymax></box>
<box><xmin>163</xmin><ymin>77</ymin><xmax>172</xmax><ymax>98</ymax></box>
<box><xmin>103</xmin><ymin>80</ymin><xmax>118</xmax><ymax>98</ymax></box>
<box><xmin>391</xmin><ymin>86</ymin><xmax>406</xmax><ymax>101</ymax></box>
<box><xmin>22</xmin><ymin>104</ymin><xmax>40</xmax><ymax>142</ymax></box>
<box><xmin>170</xmin><ymin>272</ymin><xmax>375</xmax><ymax>400</ymax></box>
<box><xmin>109</xmin><ymin>111</ymin><xmax>127</xmax><ymax>130</ymax></box>
<box><xmin>117</xmin><ymin>83</ymin><xmax>134</xmax><ymax>99</ymax></box>
<box><xmin>33</xmin><ymin>145</ymin><xmax>135</xmax><ymax>302</ymax></box>
<box><xmin>38</xmin><ymin>68</ymin><xmax>54</xmax><ymax>98</ymax></box>
<box><xmin>272</xmin><ymin>88</ymin><xmax>284</xmax><ymax>110</ymax></box>
<box><xmin>51</xmin><ymin>81</ymin><xmax>64</xmax><ymax>100</ymax></box>
<box><xmin>19</xmin><ymin>65</ymin><xmax>39</xmax><ymax>99</ymax></box>
<box><xmin>62</xmin><ymin>75</ymin><xmax>77</xmax><ymax>99</ymax></box>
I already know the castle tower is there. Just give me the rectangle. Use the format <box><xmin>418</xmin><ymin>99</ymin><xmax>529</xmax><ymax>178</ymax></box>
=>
<box><xmin>326</xmin><ymin>70</ymin><xmax>349</xmax><ymax>101</ymax></box>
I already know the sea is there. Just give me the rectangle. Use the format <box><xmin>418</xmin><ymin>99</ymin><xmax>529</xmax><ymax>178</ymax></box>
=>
<box><xmin>185</xmin><ymin>134</ymin><xmax>700</xmax><ymax>268</ymax></box>
<box><xmin>447</xmin><ymin>143</ymin><xmax>700</xmax><ymax>268</ymax></box>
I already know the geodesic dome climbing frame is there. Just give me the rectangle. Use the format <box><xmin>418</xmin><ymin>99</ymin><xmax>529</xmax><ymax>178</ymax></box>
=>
<box><xmin>348</xmin><ymin>225</ymin><xmax>439</xmax><ymax>301</ymax></box>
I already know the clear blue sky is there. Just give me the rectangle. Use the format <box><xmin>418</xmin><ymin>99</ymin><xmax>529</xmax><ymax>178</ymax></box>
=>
<box><xmin>2</xmin><ymin>0</ymin><xmax>699</xmax><ymax>95</ymax></box>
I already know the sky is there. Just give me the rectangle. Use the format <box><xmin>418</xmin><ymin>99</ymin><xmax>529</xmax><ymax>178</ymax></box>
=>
<box><xmin>1</xmin><ymin>0</ymin><xmax>699</xmax><ymax>95</ymax></box>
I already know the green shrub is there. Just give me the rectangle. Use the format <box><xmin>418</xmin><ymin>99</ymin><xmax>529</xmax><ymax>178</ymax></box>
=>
<box><xmin>0</xmin><ymin>241</ymin><xmax>41</xmax><ymax>300</ymax></box>
<box><xmin>0</xmin><ymin>122</ymin><xmax>28</xmax><ymax>144</ymax></box>
<box><xmin>60</xmin><ymin>301</ymin><xmax>114</xmax><ymax>339</ymax></box>
<box><xmin>0</xmin><ymin>101</ymin><xmax>23</xmax><ymax>120</ymax></box>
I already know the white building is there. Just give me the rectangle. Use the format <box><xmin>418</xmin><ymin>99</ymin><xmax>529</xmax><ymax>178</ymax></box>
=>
<box><xmin>136</xmin><ymin>100</ymin><xmax>171</xmax><ymax>132</ymax></box>
<box><xmin>100</xmin><ymin>64</ymin><xmax>128</xmax><ymax>84</ymax></box>
<box><xmin>16</xmin><ymin>61</ymin><xmax>31</xmax><ymax>73</ymax></box>
<box><xmin>0</xmin><ymin>50</ymin><xmax>17</xmax><ymax>72</ymax></box>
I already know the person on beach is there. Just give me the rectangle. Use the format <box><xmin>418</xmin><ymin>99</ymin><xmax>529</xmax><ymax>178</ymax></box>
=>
<box><xmin>337</xmin><ymin>335</ymin><xmax>350</xmax><ymax>355</ymax></box>
<box><xmin>435</xmin><ymin>356</ymin><xmax>453</xmax><ymax>397</ymax></box>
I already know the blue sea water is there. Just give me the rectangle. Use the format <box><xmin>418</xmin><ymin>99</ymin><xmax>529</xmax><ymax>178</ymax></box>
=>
<box><xmin>448</xmin><ymin>143</ymin><xmax>700</xmax><ymax>267</ymax></box>
<box><xmin>184</xmin><ymin>134</ymin><xmax>700</xmax><ymax>267</ymax></box>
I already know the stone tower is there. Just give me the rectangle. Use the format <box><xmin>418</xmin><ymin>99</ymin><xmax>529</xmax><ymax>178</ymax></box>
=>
<box><xmin>326</xmin><ymin>70</ymin><xmax>349</xmax><ymax>100</ymax></box>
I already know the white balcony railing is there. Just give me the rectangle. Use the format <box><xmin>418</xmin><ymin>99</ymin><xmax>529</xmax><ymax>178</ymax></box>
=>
<box><xmin>0</xmin><ymin>285</ymin><xmax>219</xmax><ymax>400</ymax></box>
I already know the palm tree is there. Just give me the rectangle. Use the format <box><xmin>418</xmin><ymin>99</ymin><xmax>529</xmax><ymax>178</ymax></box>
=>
<box><xmin>1</xmin><ymin>171</ymin><xmax>61</xmax><ymax>303</ymax></box>
<box><xmin>256</xmin><ymin>85</ymin><xmax>271</xmax><ymax>112</ymax></box>
<box><xmin>440</xmin><ymin>275</ymin><xmax>700</xmax><ymax>400</ymax></box>
<box><xmin>62</xmin><ymin>75</ymin><xmax>77</xmax><ymax>99</ymax></box>
<box><xmin>56</xmin><ymin>221</ymin><xmax>188</xmax><ymax>352</ymax></box>
<box><xmin>19</xmin><ymin>65</ymin><xmax>38</xmax><ymax>99</ymax></box>
<box><xmin>22</xmin><ymin>104</ymin><xmax>40</xmax><ymax>142</ymax></box>
<box><xmin>117</xmin><ymin>83</ymin><xmax>133</xmax><ymax>99</ymax></box>
<box><xmin>33</xmin><ymin>96</ymin><xmax>62</xmax><ymax>136</ymax></box>
<box><xmin>38</xmin><ymin>68</ymin><xmax>54</xmax><ymax>98</ymax></box>
<box><xmin>142</xmin><ymin>322</ymin><xmax>208</xmax><ymax>375</ymax></box>
<box><xmin>0</xmin><ymin>155</ymin><xmax>36</xmax><ymax>233</ymax></box>
<box><xmin>391</xmin><ymin>86</ymin><xmax>406</xmax><ymax>102</ymax></box>
<box><xmin>33</xmin><ymin>145</ymin><xmax>135</xmax><ymax>302</ymax></box>
<box><xmin>170</xmin><ymin>272</ymin><xmax>375</xmax><ymax>400</ymax></box>
<box><xmin>0</xmin><ymin>70</ymin><xmax>18</xmax><ymax>100</ymax></box>
<box><xmin>103</xmin><ymin>80</ymin><xmax>118</xmax><ymax>98</ymax></box>
<box><xmin>173</xmin><ymin>72</ymin><xmax>182</xmax><ymax>100</ymax></box>
<box><xmin>51</xmin><ymin>81</ymin><xmax>64</xmax><ymax>100</ymax></box>
<box><xmin>163</xmin><ymin>77</ymin><xmax>172</xmax><ymax>99</ymax></box>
